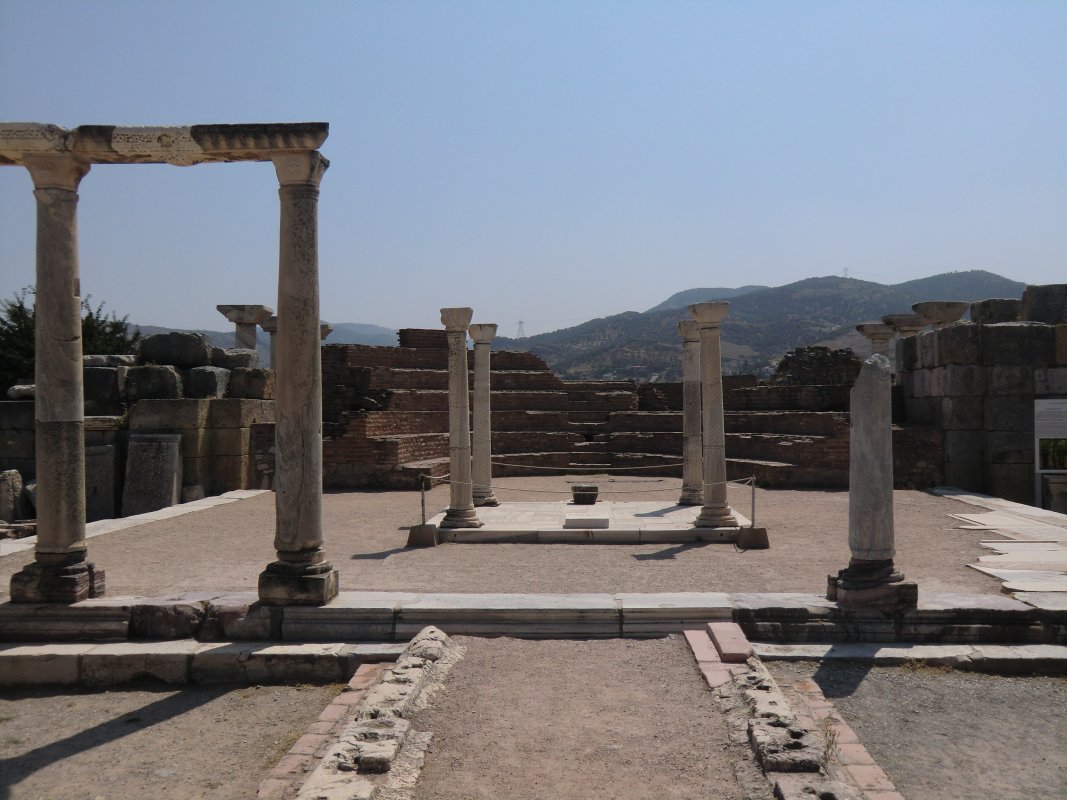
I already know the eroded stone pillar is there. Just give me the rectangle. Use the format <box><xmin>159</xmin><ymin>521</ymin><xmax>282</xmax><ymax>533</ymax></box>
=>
<box><xmin>856</xmin><ymin>322</ymin><xmax>895</xmax><ymax>358</ymax></box>
<box><xmin>217</xmin><ymin>304</ymin><xmax>273</xmax><ymax>349</ymax></box>
<box><xmin>828</xmin><ymin>354</ymin><xmax>915</xmax><ymax>608</ymax></box>
<box><xmin>678</xmin><ymin>320</ymin><xmax>703</xmax><ymax>505</ymax></box>
<box><xmin>10</xmin><ymin>153</ymin><xmax>104</xmax><ymax>603</ymax></box>
<box><xmin>440</xmin><ymin>307</ymin><xmax>482</xmax><ymax>528</ymax></box>
<box><xmin>469</xmin><ymin>323</ymin><xmax>499</xmax><ymax>507</ymax></box>
<box><xmin>259</xmin><ymin>151</ymin><xmax>338</xmax><ymax>605</ymax></box>
<box><xmin>689</xmin><ymin>302</ymin><xmax>737</xmax><ymax>527</ymax></box>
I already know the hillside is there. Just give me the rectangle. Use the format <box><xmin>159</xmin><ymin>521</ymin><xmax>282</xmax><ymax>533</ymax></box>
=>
<box><xmin>494</xmin><ymin>270</ymin><xmax>1026</xmax><ymax>380</ymax></box>
<box><xmin>645</xmin><ymin>285</ymin><xmax>769</xmax><ymax>313</ymax></box>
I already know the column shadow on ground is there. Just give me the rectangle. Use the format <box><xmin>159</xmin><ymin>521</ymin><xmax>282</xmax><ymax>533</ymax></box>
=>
<box><xmin>632</xmin><ymin>543</ymin><xmax>709</xmax><ymax>561</ymax></box>
<box><xmin>811</xmin><ymin>657</ymin><xmax>874</xmax><ymax>698</ymax></box>
<box><xmin>0</xmin><ymin>684</ymin><xmax>234</xmax><ymax>799</ymax></box>
<box><xmin>351</xmin><ymin>547</ymin><xmax>410</xmax><ymax>560</ymax></box>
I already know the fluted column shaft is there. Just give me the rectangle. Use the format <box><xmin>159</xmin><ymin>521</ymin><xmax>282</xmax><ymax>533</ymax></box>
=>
<box><xmin>689</xmin><ymin>302</ymin><xmax>737</xmax><ymax>528</ymax></box>
<box><xmin>469</xmin><ymin>323</ymin><xmax>499</xmax><ymax>507</ymax></box>
<box><xmin>11</xmin><ymin>153</ymin><xmax>104</xmax><ymax>603</ymax></box>
<box><xmin>678</xmin><ymin>320</ymin><xmax>703</xmax><ymax>505</ymax></box>
<box><xmin>259</xmin><ymin>151</ymin><xmax>338</xmax><ymax>605</ymax></box>
<box><xmin>440</xmin><ymin>307</ymin><xmax>482</xmax><ymax>528</ymax></box>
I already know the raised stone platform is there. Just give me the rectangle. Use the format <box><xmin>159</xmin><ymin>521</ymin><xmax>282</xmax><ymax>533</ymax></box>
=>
<box><xmin>430</xmin><ymin>500</ymin><xmax>757</xmax><ymax>543</ymax></box>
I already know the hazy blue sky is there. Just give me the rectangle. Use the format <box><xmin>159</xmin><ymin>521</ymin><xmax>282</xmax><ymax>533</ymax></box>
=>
<box><xmin>1</xmin><ymin>1</ymin><xmax>1064</xmax><ymax>337</ymax></box>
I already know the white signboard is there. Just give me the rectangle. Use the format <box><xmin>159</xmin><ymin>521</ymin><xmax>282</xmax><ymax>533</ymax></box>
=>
<box><xmin>1035</xmin><ymin>399</ymin><xmax>1067</xmax><ymax>474</ymax></box>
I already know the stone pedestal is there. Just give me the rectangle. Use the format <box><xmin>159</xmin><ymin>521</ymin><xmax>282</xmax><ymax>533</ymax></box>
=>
<box><xmin>10</xmin><ymin>153</ymin><xmax>104</xmax><ymax>603</ymax></box>
<box><xmin>121</xmin><ymin>433</ymin><xmax>182</xmax><ymax>516</ymax></box>
<box><xmin>258</xmin><ymin>150</ymin><xmax>338</xmax><ymax>605</ymax></box>
<box><xmin>829</xmin><ymin>354</ymin><xmax>916</xmax><ymax>610</ymax></box>
<box><xmin>678</xmin><ymin>320</ymin><xmax>703</xmax><ymax>505</ymax></box>
<box><xmin>912</xmin><ymin>301</ymin><xmax>969</xmax><ymax>329</ymax></box>
<box><xmin>217</xmin><ymin>305</ymin><xmax>273</xmax><ymax>350</ymax></box>
<box><xmin>440</xmin><ymin>307</ymin><xmax>482</xmax><ymax>528</ymax></box>
<box><xmin>688</xmin><ymin>302</ymin><xmax>737</xmax><ymax>528</ymax></box>
<box><xmin>856</xmin><ymin>322</ymin><xmax>895</xmax><ymax>358</ymax></box>
<box><xmin>469</xmin><ymin>323</ymin><xmax>499</xmax><ymax>507</ymax></box>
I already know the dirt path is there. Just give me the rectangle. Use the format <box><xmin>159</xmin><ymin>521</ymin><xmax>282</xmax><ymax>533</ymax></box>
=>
<box><xmin>408</xmin><ymin>635</ymin><xmax>743</xmax><ymax>800</ymax></box>
<box><xmin>769</xmin><ymin>661</ymin><xmax>1067</xmax><ymax>800</ymax></box>
<box><xmin>0</xmin><ymin>482</ymin><xmax>1003</xmax><ymax>598</ymax></box>
<box><xmin>0</xmin><ymin>682</ymin><xmax>339</xmax><ymax>800</ymax></box>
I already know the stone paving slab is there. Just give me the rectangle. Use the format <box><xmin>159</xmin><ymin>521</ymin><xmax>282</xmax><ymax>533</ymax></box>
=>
<box><xmin>753</xmin><ymin>641</ymin><xmax>1067</xmax><ymax>671</ymax></box>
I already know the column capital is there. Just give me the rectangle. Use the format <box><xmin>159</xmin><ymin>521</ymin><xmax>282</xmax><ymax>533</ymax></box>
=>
<box><xmin>260</xmin><ymin>315</ymin><xmax>278</xmax><ymax>334</ymax></box>
<box><xmin>855</xmin><ymin>322</ymin><xmax>894</xmax><ymax>340</ymax></box>
<box><xmin>217</xmin><ymin>304</ymin><xmax>274</xmax><ymax>325</ymax></box>
<box><xmin>441</xmin><ymin>307</ymin><xmax>474</xmax><ymax>331</ymax></box>
<box><xmin>23</xmin><ymin>153</ymin><xmax>90</xmax><ymax>191</ymax></box>
<box><xmin>468</xmin><ymin>323</ymin><xmax>498</xmax><ymax>344</ymax></box>
<box><xmin>678</xmin><ymin>319</ymin><xmax>700</xmax><ymax>342</ymax></box>
<box><xmin>688</xmin><ymin>301</ymin><xmax>730</xmax><ymax>328</ymax></box>
<box><xmin>272</xmin><ymin>150</ymin><xmax>329</xmax><ymax>187</ymax></box>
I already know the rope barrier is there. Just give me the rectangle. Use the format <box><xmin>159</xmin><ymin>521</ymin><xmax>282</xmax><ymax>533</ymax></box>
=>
<box><xmin>425</xmin><ymin>475</ymin><xmax>754</xmax><ymax>494</ymax></box>
<box><xmin>489</xmin><ymin>459</ymin><xmax>683</xmax><ymax>472</ymax></box>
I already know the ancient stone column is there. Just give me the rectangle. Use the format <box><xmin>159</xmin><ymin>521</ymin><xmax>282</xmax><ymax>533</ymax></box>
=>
<box><xmin>678</xmin><ymin>320</ymin><xmax>703</xmax><ymax>505</ymax></box>
<box><xmin>217</xmin><ymin>304</ymin><xmax>273</xmax><ymax>349</ymax></box>
<box><xmin>855</xmin><ymin>322</ymin><xmax>895</xmax><ymax>358</ymax></box>
<box><xmin>468</xmin><ymin>322</ymin><xmax>499</xmax><ymax>507</ymax></box>
<box><xmin>260</xmin><ymin>315</ymin><xmax>278</xmax><ymax>368</ymax></box>
<box><xmin>829</xmin><ymin>354</ymin><xmax>915</xmax><ymax>608</ymax></box>
<box><xmin>258</xmin><ymin>151</ymin><xmax>338</xmax><ymax>605</ymax></box>
<box><xmin>881</xmin><ymin>313</ymin><xmax>925</xmax><ymax>338</ymax></box>
<box><xmin>689</xmin><ymin>302</ymin><xmax>737</xmax><ymax>527</ymax></box>
<box><xmin>440</xmin><ymin>307</ymin><xmax>482</xmax><ymax>528</ymax></box>
<box><xmin>10</xmin><ymin>153</ymin><xmax>105</xmax><ymax>603</ymax></box>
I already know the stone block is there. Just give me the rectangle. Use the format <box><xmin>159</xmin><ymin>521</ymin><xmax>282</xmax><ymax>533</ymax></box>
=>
<box><xmin>0</xmin><ymin>401</ymin><xmax>34</xmax><ymax>430</ymax></box>
<box><xmin>909</xmin><ymin>370</ymin><xmax>927</xmax><ymax>398</ymax></box>
<box><xmin>129</xmin><ymin>599</ymin><xmax>206</xmax><ymax>639</ymax></box>
<box><xmin>128</xmin><ymin>398</ymin><xmax>210</xmax><ymax>429</ymax></box>
<box><xmin>988</xmin><ymin>365</ymin><xmax>1034</xmax><ymax>395</ymax></box>
<box><xmin>944</xmin><ymin>461</ymin><xmax>983</xmax><ymax>490</ymax></box>
<box><xmin>0</xmin><ymin>429</ymin><xmax>35</xmax><ymax>460</ymax></box>
<box><xmin>210</xmin><ymin>455</ymin><xmax>251</xmax><ymax>492</ymax></box>
<box><xmin>897</xmin><ymin>335</ymin><xmax>920</xmax><ymax>371</ymax></box>
<box><xmin>80</xmin><ymin>641</ymin><xmax>196</xmax><ymax>685</ymax></box>
<box><xmin>944</xmin><ymin>431</ymin><xmax>984</xmax><ymax>464</ymax></box>
<box><xmin>207</xmin><ymin>427</ymin><xmax>250</xmax><ymax>456</ymax></box>
<box><xmin>0</xmin><ymin>644</ymin><xmax>94</xmax><ymax>685</ymax></box>
<box><xmin>0</xmin><ymin>468</ymin><xmax>24</xmax><ymax>523</ymax></box>
<box><xmin>82</xmin><ymin>366</ymin><xmax>125</xmax><ymax>414</ymax></box>
<box><xmin>182</xmin><ymin>456</ymin><xmax>207</xmax><ymax>485</ymax></box>
<box><xmin>175</xmin><ymin>427</ymin><xmax>209</xmax><ymax>459</ymax></box>
<box><xmin>1056</xmin><ymin>325</ymin><xmax>1067</xmax><ymax>365</ymax></box>
<box><xmin>211</xmin><ymin>347</ymin><xmax>260</xmax><ymax>369</ymax></box>
<box><xmin>83</xmin><ymin>354</ymin><xmax>137</xmax><ymax>367</ymax></box>
<box><xmin>937</xmin><ymin>323</ymin><xmax>982</xmax><ymax>365</ymax></box>
<box><xmin>917</xmin><ymin>331</ymin><xmax>939</xmax><ymax>368</ymax></box>
<box><xmin>984</xmin><ymin>395</ymin><xmax>1035</xmax><ymax>431</ymax></box>
<box><xmin>192</xmin><ymin>643</ymin><xmax>346</xmax><ymax>684</ymax></box>
<box><xmin>84</xmin><ymin>444</ymin><xmax>119</xmax><ymax>522</ymax></box>
<box><xmin>1021</xmin><ymin>284</ymin><xmax>1067</xmax><ymax>324</ymax></box>
<box><xmin>122</xmin><ymin>433</ymin><xmax>182</xmax><ymax>516</ymax></box>
<box><xmin>941</xmin><ymin>396</ymin><xmax>984</xmax><ymax>430</ymax></box>
<box><xmin>228</xmin><ymin>367</ymin><xmax>275</xmax><ymax>400</ymax></box>
<box><xmin>970</xmin><ymin>298</ymin><xmax>1021</xmax><ymax>325</ymax></box>
<box><xmin>125</xmin><ymin>365</ymin><xmax>183</xmax><ymax>403</ymax></box>
<box><xmin>139</xmin><ymin>331</ymin><xmax>212</xmax><ymax>368</ymax></box>
<box><xmin>1035</xmin><ymin>367</ymin><xmax>1067</xmax><ymax>396</ymax></box>
<box><xmin>208</xmin><ymin>398</ymin><xmax>275</xmax><ymax>428</ymax></box>
<box><xmin>943</xmin><ymin>364</ymin><xmax>986</xmax><ymax>396</ymax></box>
<box><xmin>185</xmin><ymin>366</ymin><xmax>230</xmax><ymax>399</ymax></box>
<box><xmin>985</xmin><ymin>430</ymin><xmax>1033</xmax><ymax>464</ymax></box>
<box><xmin>987</xmin><ymin>463</ymin><xmax>1035</xmax><ymax>505</ymax></box>
<box><xmin>925</xmin><ymin>367</ymin><xmax>945</xmax><ymax>397</ymax></box>
<box><xmin>981</xmin><ymin>322</ymin><xmax>1054</xmax><ymax>367</ymax></box>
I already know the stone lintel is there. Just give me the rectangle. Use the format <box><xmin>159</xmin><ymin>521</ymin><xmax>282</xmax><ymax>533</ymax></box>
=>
<box><xmin>216</xmin><ymin>304</ymin><xmax>274</xmax><ymax>325</ymax></box>
<box><xmin>0</xmin><ymin>122</ymin><xmax>329</xmax><ymax>167</ymax></box>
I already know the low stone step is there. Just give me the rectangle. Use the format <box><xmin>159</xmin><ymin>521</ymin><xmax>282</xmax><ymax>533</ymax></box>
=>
<box><xmin>707</xmin><ymin>621</ymin><xmax>754</xmax><ymax>663</ymax></box>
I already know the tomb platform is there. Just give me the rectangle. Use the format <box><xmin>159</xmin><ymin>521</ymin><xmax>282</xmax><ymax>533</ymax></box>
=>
<box><xmin>428</xmin><ymin>500</ymin><xmax>763</xmax><ymax>544</ymax></box>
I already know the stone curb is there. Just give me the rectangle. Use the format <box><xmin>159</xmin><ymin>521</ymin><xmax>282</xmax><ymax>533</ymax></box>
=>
<box><xmin>0</xmin><ymin>640</ymin><xmax>406</xmax><ymax>685</ymax></box>
<box><xmin>2</xmin><ymin>589</ymin><xmax>1059</xmax><ymax>644</ymax></box>
<box><xmin>754</xmin><ymin>642</ymin><xmax>1067</xmax><ymax>674</ymax></box>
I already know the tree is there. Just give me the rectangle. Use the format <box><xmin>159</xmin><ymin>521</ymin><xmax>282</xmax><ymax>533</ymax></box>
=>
<box><xmin>0</xmin><ymin>287</ymin><xmax>141</xmax><ymax>392</ymax></box>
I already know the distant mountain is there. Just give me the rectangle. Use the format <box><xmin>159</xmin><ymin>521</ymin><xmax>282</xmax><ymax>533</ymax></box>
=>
<box><xmin>645</xmin><ymin>285</ymin><xmax>769</xmax><ymax>313</ymax></box>
<box><xmin>494</xmin><ymin>270</ymin><xmax>1027</xmax><ymax>380</ymax></box>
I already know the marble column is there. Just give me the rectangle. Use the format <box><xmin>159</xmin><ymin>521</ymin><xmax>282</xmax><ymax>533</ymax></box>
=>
<box><xmin>678</xmin><ymin>320</ymin><xmax>703</xmax><ymax>505</ymax></box>
<box><xmin>440</xmin><ymin>307</ymin><xmax>482</xmax><ymax>528</ymax></box>
<box><xmin>689</xmin><ymin>302</ymin><xmax>737</xmax><ymax>527</ymax></box>
<box><xmin>258</xmin><ymin>150</ymin><xmax>338</xmax><ymax>605</ymax></box>
<box><xmin>855</xmin><ymin>322</ymin><xmax>895</xmax><ymax>358</ymax></box>
<box><xmin>469</xmin><ymin>322</ymin><xmax>499</xmax><ymax>507</ymax></box>
<box><xmin>217</xmin><ymin>304</ymin><xmax>272</xmax><ymax>349</ymax></box>
<box><xmin>829</xmin><ymin>354</ymin><xmax>915</xmax><ymax>608</ymax></box>
<box><xmin>260</xmin><ymin>315</ymin><xmax>278</xmax><ymax>368</ymax></box>
<box><xmin>10</xmin><ymin>153</ymin><xmax>105</xmax><ymax>603</ymax></box>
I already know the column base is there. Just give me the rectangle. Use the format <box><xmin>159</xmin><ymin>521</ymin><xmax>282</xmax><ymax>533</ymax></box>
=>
<box><xmin>473</xmin><ymin>492</ymin><xmax>499</xmax><ymax>507</ymax></box>
<box><xmin>440</xmin><ymin>507</ymin><xmax>484</xmax><ymax>529</ymax></box>
<box><xmin>678</xmin><ymin>489</ymin><xmax>703</xmax><ymax>506</ymax></box>
<box><xmin>10</xmin><ymin>560</ymin><xmax>105</xmax><ymax>604</ymax></box>
<box><xmin>694</xmin><ymin>505</ymin><xmax>738</xmax><ymax>528</ymax></box>
<box><xmin>258</xmin><ymin>560</ymin><xmax>339</xmax><ymax>606</ymax></box>
<box><xmin>827</xmin><ymin>559</ymin><xmax>916</xmax><ymax>610</ymax></box>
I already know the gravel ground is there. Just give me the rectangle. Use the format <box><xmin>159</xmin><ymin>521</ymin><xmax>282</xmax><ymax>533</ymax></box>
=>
<box><xmin>0</xmin><ymin>480</ymin><xmax>1002</xmax><ymax>598</ymax></box>
<box><xmin>0</xmin><ymin>681</ymin><xmax>339</xmax><ymax>800</ymax></box>
<box><xmin>769</xmin><ymin>661</ymin><xmax>1067</xmax><ymax>800</ymax></box>
<box><xmin>409</xmin><ymin>635</ymin><xmax>743</xmax><ymax>800</ymax></box>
